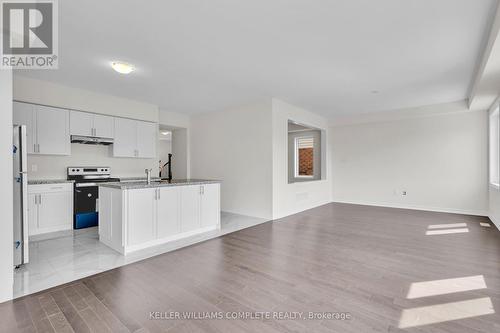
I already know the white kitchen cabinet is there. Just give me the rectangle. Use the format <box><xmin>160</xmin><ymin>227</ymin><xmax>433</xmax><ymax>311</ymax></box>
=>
<box><xmin>157</xmin><ymin>187</ymin><xmax>181</xmax><ymax>238</ymax></box>
<box><xmin>200</xmin><ymin>184</ymin><xmax>220</xmax><ymax>228</ymax></box>
<box><xmin>28</xmin><ymin>183</ymin><xmax>73</xmax><ymax>236</ymax></box>
<box><xmin>181</xmin><ymin>185</ymin><xmax>201</xmax><ymax>232</ymax></box>
<box><xmin>136</xmin><ymin>121</ymin><xmax>157</xmax><ymax>158</ymax></box>
<box><xmin>127</xmin><ymin>188</ymin><xmax>156</xmax><ymax>246</ymax></box>
<box><xmin>114</xmin><ymin>118</ymin><xmax>138</xmax><ymax>157</ymax></box>
<box><xmin>13</xmin><ymin>102</ymin><xmax>70</xmax><ymax>156</ymax></box>
<box><xmin>93</xmin><ymin>114</ymin><xmax>114</xmax><ymax>138</ymax></box>
<box><xmin>99</xmin><ymin>182</ymin><xmax>220</xmax><ymax>255</ymax></box>
<box><xmin>114</xmin><ymin>118</ymin><xmax>157</xmax><ymax>158</ymax></box>
<box><xmin>127</xmin><ymin>187</ymin><xmax>181</xmax><ymax>245</ymax></box>
<box><xmin>70</xmin><ymin>110</ymin><xmax>93</xmax><ymax>136</ymax></box>
<box><xmin>28</xmin><ymin>193</ymin><xmax>38</xmax><ymax>234</ymax></box>
<box><xmin>36</xmin><ymin>105</ymin><xmax>71</xmax><ymax>155</ymax></box>
<box><xmin>70</xmin><ymin>111</ymin><xmax>115</xmax><ymax>138</ymax></box>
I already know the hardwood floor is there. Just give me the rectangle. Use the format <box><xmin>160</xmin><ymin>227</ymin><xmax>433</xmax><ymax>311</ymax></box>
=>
<box><xmin>2</xmin><ymin>203</ymin><xmax>500</xmax><ymax>332</ymax></box>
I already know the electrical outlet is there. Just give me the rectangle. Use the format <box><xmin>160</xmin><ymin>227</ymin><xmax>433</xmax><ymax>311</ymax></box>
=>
<box><xmin>31</xmin><ymin>164</ymin><xmax>38</xmax><ymax>172</ymax></box>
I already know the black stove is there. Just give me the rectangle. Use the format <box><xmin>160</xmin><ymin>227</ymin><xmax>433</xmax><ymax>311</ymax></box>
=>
<box><xmin>67</xmin><ymin>167</ymin><xmax>120</xmax><ymax>229</ymax></box>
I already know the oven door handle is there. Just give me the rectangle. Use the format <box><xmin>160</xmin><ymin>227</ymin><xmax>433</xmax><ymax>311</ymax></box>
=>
<box><xmin>75</xmin><ymin>183</ymin><xmax>98</xmax><ymax>188</ymax></box>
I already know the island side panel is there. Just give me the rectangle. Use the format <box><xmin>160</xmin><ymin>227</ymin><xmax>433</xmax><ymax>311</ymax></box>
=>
<box><xmin>99</xmin><ymin>186</ymin><xmax>125</xmax><ymax>254</ymax></box>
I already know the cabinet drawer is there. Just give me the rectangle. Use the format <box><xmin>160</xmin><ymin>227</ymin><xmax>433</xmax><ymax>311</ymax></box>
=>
<box><xmin>28</xmin><ymin>183</ymin><xmax>73</xmax><ymax>194</ymax></box>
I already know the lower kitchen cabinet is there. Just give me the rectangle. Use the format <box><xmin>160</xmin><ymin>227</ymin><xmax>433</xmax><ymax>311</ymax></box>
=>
<box><xmin>200</xmin><ymin>184</ymin><xmax>220</xmax><ymax>228</ymax></box>
<box><xmin>99</xmin><ymin>182</ymin><xmax>220</xmax><ymax>254</ymax></box>
<box><xmin>28</xmin><ymin>183</ymin><xmax>73</xmax><ymax>236</ymax></box>
<box><xmin>127</xmin><ymin>188</ymin><xmax>156</xmax><ymax>246</ymax></box>
<box><xmin>157</xmin><ymin>187</ymin><xmax>181</xmax><ymax>238</ymax></box>
<box><xmin>180</xmin><ymin>185</ymin><xmax>201</xmax><ymax>233</ymax></box>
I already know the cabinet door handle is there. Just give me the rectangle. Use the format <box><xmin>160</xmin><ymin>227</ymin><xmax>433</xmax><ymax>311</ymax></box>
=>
<box><xmin>39</xmin><ymin>194</ymin><xmax>42</xmax><ymax>205</ymax></box>
<box><xmin>158</xmin><ymin>188</ymin><xmax>160</xmax><ymax>200</ymax></box>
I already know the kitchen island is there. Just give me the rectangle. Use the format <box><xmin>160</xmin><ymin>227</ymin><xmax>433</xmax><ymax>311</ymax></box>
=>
<box><xmin>98</xmin><ymin>179</ymin><xmax>221</xmax><ymax>254</ymax></box>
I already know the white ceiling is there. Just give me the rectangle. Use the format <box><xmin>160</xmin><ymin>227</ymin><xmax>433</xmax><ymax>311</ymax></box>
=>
<box><xmin>16</xmin><ymin>0</ymin><xmax>498</xmax><ymax>119</ymax></box>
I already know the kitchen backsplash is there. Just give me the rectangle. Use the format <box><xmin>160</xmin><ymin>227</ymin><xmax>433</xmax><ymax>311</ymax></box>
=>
<box><xmin>28</xmin><ymin>143</ymin><xmax>158</xmax><ymax>179</ymax></box>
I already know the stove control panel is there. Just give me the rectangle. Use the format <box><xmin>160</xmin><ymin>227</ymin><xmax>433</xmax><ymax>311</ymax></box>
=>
<box><xmin>68</xmin><ymin>167</ymin><xmax>111</xmax><ymax>176</ymax></box>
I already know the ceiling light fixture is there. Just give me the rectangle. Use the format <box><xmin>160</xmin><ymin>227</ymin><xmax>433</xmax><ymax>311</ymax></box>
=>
<box><xmin>161</xmin><ymin>131</ymin><xmax>169</xmax><ymax>135</ymax></box>
<box><xmin>111</xmin><ymin>61</ymin><xmax>135</xmax><ymax>74</ymax></box>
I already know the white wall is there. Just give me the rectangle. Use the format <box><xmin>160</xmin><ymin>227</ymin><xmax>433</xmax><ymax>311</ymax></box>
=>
<box><xmin>159</xmin><ymin>109</ymin><xmax>191</xmax><ymax>178</ymax></box>
<box><xmin>14</xmin><ymin>76</ymin><xmax>159</xmax><ymax>122</ymax></box>
<box><xmin>272</xmin><ymin>99</ymin><xmax>332</xmax><ymax>219</ymax></box>
<box><xmin>28</xmin><ymin>144</ymin><xmax>157</xmax><ymax>179</ymax></box>
<box><xmin>331</xmin><ymin>109</ymin><xmax>489</xmax><ymax>215</ymax></box>
<box><xmin>191</xmin><ymin>101</ymin><xmax>273</xmax><ymax>219</ymax></box>
<box><xmin>159</xmin><ymin>109</ymin><xmax>190</xmax><ymax>129</ymax></box>
<box><xmin>172</xmin><ymin>128</ymin><xmax>189</xmax><ymax>179</ymax></box>
<box><xmin>0</xmin><ymin>71</ymin><xmax>13</xmax><ymax>302</ymax></box>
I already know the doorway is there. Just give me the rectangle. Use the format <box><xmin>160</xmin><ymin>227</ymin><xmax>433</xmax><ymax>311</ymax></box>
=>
<box><xmin>159</xmin><ymin>125</ymin><xmax>188</xmax><ymax>179</ymax></box>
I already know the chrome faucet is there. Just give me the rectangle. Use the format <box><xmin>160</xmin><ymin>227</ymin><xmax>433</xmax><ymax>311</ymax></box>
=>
<box><xmin>145</xmin><ymin>168</ymin><xmax>152</xmax><ymax>184</ymax></box>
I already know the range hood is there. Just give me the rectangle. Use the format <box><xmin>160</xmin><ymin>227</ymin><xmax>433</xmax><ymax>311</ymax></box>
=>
<box><xmin>71</xmin><ymin>135</ymin><xmax>114</xmax><ymax>145</ymax></box>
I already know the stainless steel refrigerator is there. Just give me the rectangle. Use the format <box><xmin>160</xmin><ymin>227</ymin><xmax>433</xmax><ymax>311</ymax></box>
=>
<box><xmin>13</xmin><ymin>125</ymin><xmax>29</xmax><ymax>267</ymax></box>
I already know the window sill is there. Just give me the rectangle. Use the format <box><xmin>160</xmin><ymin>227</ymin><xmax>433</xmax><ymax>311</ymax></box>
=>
<box><xmin>490</xmin><ymin>183</ymin><xmax>500</xmax><ymax>191</ymax></box>
<box><xmin>289</xmin><ymin>178</ymin><xmax>326</xmax><ymax>184</ymax></box>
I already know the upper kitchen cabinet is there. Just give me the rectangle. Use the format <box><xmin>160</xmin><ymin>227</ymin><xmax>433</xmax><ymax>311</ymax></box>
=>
<box><xmin>136</xmin><ymin>121</ymin><xmax>157</xmax><ymax>158</ymax></box>
<box><xmin>70</xmin><ymin>111</ymin><xmax>93</xmax><ymax>136</ymax></box>
<box><xmin>93</xmin><ymin>114</ymin><xmax>114</xmax><ymax>138</ymax></box>
<box><xmin>13</xmin><ymin>102</ymin><xmax>70</xmax><ymax>156</ymax></box>
<box><xmin>114</xmin><ymin>118</ymin><xmax>157</xmax><ymax>158</ymax></box>
<box><xmin>113</xmin><ymin>118</ymin><xmax>137</xmax><ymax>157</ymax></box>
<box><xmin>70</xmin><ymin>111</ymin><xmax>114</xmax><ymax>138</ymax></box>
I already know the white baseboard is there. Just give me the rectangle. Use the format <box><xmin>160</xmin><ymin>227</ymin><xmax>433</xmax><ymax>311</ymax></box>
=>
<box><xmin>273</xmin><ymin>199</ymin><xmax>332</xmax><ymax>220</ymax></box>
<box><xmin>332</xmin><ymin>199</ymin><xmax>488</xmax><ymax>217</ymax></box>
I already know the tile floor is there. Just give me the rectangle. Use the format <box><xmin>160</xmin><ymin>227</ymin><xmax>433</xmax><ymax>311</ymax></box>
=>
<box><xmin>14</xmin><ymin>212</ymin><xmax>268</xmax><ymax>299</ymax></box>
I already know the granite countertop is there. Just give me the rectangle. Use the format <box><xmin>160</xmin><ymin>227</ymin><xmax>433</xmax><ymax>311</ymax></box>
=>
<box><xmin>28</xmin><ymin>179</ymin><xmax>75</xmax><ymax>185</ymax></box>
<box><xmin>99</xmin><ymin>179</ymin><xmax>221</xmax><ymax>190</ymax></box>
<box><xmin>117</xmin><ymin>176</ymin><xmax>161</xmax><ymax>182</ymax></box>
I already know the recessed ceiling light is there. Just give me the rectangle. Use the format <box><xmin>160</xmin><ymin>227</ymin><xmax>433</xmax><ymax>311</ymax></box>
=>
<box><xmin>371</xmin><ymin>90</ymin><xmax>379</xmax><ymax>94</ymax></box>
<box><xmin>111</xmin><ymin>61</ymin><xmax>135</xmax><ymax>74</ymax></box>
